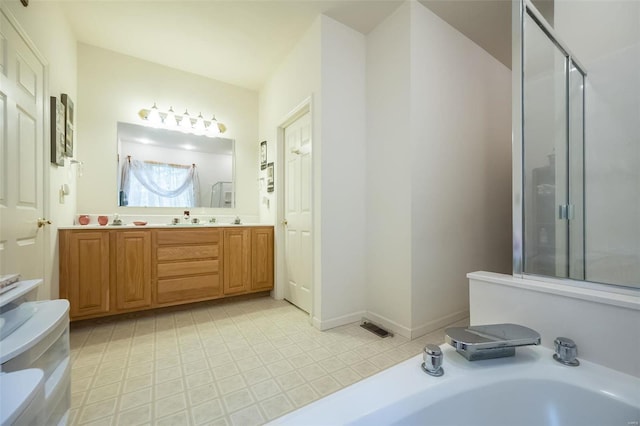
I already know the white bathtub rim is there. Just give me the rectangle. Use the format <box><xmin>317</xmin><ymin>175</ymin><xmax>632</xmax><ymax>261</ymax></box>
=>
<box><xmin>467</xmin><ymin>271</ymin><xmax>640</xmax><ymax>311</ymax></box>
<box><xmin>270</xmin><ymin>344</ymin><xmax>640</xmax><ymax>425</ymax></box>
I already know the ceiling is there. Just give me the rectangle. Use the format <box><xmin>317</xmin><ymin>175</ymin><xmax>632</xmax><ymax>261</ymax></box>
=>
<box><xmin>60</xmin><ymin>0</ymin><xmax>515</xmax><ymax>91</ymax></box>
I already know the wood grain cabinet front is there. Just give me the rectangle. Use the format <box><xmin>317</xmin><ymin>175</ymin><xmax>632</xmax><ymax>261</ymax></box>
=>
<box><xmin>115</xmin><ymin>230</ymin><xmax>152</xmax><ymax>310</ymax></box>
<box><xmin>60</xmin><ymin>231</ymin><xmax>110</xmax><ymax>319</ymax></box>
<box><xmin>251</xmin><ymin>227</ymin><xmax>274</xmax><ymax>291</ymax></box>
<box><xmin>60</xmin><ymin>226</ymin><xmax>274</xmax><ymax>321</ymax></box>
<box><xmin>154</xmin><ymin>228</ymin><xmax>222</xmax><ymax>306</ymax></box>
<box><xmin>223</xmin><ymin>228</ymin><xmax>252</xmax><ymax>295</ymax></box>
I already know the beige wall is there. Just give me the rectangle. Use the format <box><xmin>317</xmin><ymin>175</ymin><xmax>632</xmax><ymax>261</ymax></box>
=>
<box><xmin>366</xmin><ymin>1</ymin><xmax>512</xmax><ymax>338</ymax></box>
<box><xmin>76</xmin><ymin>44</ymin><xmax>259</xmax><ymax>218</ymax></box>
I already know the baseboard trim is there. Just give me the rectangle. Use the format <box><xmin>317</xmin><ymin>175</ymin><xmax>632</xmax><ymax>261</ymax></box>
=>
<box><xmin>314</xmin><ymin>311</ymin><xmax>366</xmax><ymax>331</ymax></box>
<box><xmin>312</xmin><ymin>309</ymin><xmax>470</xmax><ymax>339</ymax></box>
<box><xmin>410</xmin><ymin>309</ymin><xmax>469</xmax><ymax>339</ymax></box>
<box><xmin>364</xmin><ymin>311</ymin><xmax>412</xmax><ymax>339</ymax></box>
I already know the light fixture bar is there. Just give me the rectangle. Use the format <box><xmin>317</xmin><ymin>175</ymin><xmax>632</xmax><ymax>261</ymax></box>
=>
<box><xmin>138</xmin><ymin>104</ymin><xmax>227</xmax><ymax>137</ymax></box>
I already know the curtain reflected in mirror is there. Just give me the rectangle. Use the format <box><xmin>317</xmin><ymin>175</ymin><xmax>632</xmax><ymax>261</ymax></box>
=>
<box><xmin>117</xmin><ymin>122</ymin><xmax>235</xmax><ymax>208</ymax></box>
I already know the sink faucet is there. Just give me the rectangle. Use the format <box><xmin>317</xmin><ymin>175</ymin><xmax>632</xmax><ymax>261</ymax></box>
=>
<box><xmin>445</xmin><ymin>323</ymin><xmax>541</xmax><ymax>361</ymax></box>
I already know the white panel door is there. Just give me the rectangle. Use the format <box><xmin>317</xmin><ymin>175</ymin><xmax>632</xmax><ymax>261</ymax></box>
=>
<box><xmin>283</xmin><ymin>112</ymin><xmax>312</xmax><ymax>313</ymax></box>
<box><xmin>0</xmin><ymin>9</ymin><xmax>46</xmax><ymax>280</ymax></box>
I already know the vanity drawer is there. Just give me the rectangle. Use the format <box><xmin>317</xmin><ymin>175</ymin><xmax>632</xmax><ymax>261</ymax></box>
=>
<box><xmin>157</xmin><ymin>260</ymin><xmax>219</xmax><ymax>278</ymax></box>
<box><xmin>157</xmin><ymin>245</ymin><xmax>219</xmax><ymax>261</ymax></box>
<box><xmin>156</xmin><ymin>229</ymin><xmax>220</xmax><ymax>245</ymax></box>
<box><xmin>157</xmin><ymin>275</ymin><xmax>221</xmax><ymax>303</ymax></box>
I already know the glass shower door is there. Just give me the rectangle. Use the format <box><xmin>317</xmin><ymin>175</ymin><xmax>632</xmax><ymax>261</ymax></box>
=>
<box><xmin>523</xmin><ymin>12</ymin><xmax>569</xmax><ymax>278</ymax></box>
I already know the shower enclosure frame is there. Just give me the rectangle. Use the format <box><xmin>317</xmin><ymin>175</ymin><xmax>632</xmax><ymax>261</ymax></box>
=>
<box><xmin>512</xmin><ymin>0</ymin><xmax>587</xmax><ymax>280</ymax></box>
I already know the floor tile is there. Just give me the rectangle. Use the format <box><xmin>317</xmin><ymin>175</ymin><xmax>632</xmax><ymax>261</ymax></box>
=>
<box><xmin>260</xmin><ymin>394</ymin><xmax>294</xmax><ymax>420</ymax></box>
<box><xmin>116</xmin><ymin>404</ymin><xmax>152</xmax><ymax>425</ymax></box>
<box><xmin>286</xmin><ymin>383</ymin><xmax>319</xmax><ymax>408</ymax></box>
<box><xmin>222</xmin><ymin>389</ymin><xmax>255</xmax><ymax>413</ymax></box>
<box><xmin>154</xmin><ymin>393</ymin><xmax>187</xmax><ymax>419</ymax></box>
<box><xmin>191</xmin><ymin>399</ymin><xmax>225</xmax><ymax>425</ymax></box>
<box><xmin>229</xmin><ymin>404</ymin><xmax>264</xmax><ymax>426</ymax></box>
<box><xmin>70</xmin><ymin>296</ymin><xmax>464</xmax><ymax>426</ymax></box>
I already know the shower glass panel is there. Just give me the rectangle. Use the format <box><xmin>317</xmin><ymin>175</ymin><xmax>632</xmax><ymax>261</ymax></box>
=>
<box><xmin>523</xmin><ymin>12</ymin><xmax>569</xmax><ymax>277</ymax></box>
<box><xmin>568</xmin><ymin>62</ymin><xmax>585</xmax><ymax>280</ymax></box>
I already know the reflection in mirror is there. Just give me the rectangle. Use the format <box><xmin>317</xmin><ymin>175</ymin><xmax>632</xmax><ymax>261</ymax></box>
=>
<box><xmin>117</xmin><ymin>122</ymin><xmax>234</xmax><ymax>208</ymax></box>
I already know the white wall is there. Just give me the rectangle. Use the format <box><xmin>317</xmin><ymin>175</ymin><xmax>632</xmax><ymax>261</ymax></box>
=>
<box><xmin>258</xmin><ymin>16</ymin><xmax>367</xmax><ymax>328</ymax></box>
<box><xmin>258</xmin><ymin>17</ymin><xmax>322</xmax><ymax>315</ymax></box>
<box><xmin>76</xmin><ymin>44</ymin><xmax>259</xmax><ymax>218</ymax></box>
<box><xmin>4</xmin><ymin>1</ymin><xmax>78</xmax><ymax>299</ymax></box>
<box><xmin>365</xmin><ymin>3</ymin><xmax>413</xmax><ymax>333</ymax></box>
<box><xmin>319</xmin><ymin>16</ymin><xmax>367</xmax><ymax>326</ymax></box>
<box><xmin>366</xmin><ymin>1</ymin><xmax>512</xmax><ymax>338</ymax></box>
<box><xmin>554</xmin><ymin>1</ymin><xmax>640</xmax><ymax>286</ymax></box>
<box><xmin>409</xmin><ymin>2</ymin><xmax>512</xmax><ymax>336</ymax></box>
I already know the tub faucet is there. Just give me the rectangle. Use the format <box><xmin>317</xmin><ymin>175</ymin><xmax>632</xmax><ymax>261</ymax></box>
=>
<box><xmin>421</xmin><ymin>344</ymin><xmax>444</xmax><ymax>377</ymax></box>
<box><xmin>445</xmin><ymin>323</ymin><xmax>541</xmax><ymax>361</ymax></box>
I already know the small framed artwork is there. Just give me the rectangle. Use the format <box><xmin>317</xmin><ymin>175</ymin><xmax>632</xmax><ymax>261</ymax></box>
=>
<box><xmin>50</xmin><ymin>96</ymin><xmax>65</xmax><ymax>166</ymax></box>
<box><xmin>61</xmin><ymin>93</ymin><xmax>75</xmax><ymax>157</ymax></box>
<box><xmin>266</xmin><ymin>162</ymin><xmax>274</xmax><ymax>192</ymax></box>
<box><xmin>260</xmin><ymin>141</ymin><xmax>267</xmax><ymax>170</ymax></box>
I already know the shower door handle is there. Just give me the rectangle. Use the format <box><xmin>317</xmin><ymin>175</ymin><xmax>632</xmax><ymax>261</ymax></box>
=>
<box><xmin>558</xmin><ymin>204</ymin><xmax>575</xmax><ymax>220</ymax></box>
<box><xmin>559</xmin><ymin>205</ymin><xmax>568</xmax><ymax>220</ymax></box>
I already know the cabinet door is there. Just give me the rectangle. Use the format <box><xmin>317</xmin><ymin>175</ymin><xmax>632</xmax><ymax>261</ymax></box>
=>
<box><xmin>116</xmin><ymin>231</ymin><xmax>152</xmax><ymax>310</ymax></box>
<box><xmin>251</xmin><ymin>228</ymin><xmax>274</xmax><ymax>291</ymax></box>
<box><xmin>65</xmin><ymin>231</ymin><xmax>110</xmax><ymax>318</ymax></box>
<box><xmin>223</xmin><ymin>229</ymin><xmax>251</xmax><ymax>295</ymax></box>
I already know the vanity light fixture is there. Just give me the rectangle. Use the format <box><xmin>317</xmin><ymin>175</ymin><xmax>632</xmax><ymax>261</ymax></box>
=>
<box><xmin>138</xmin><ymin>104</ymin><xmax>227</xmax><ymax>137</ymax></box>
<box><xmin>179</xmin><ymin>110</ymin><xmax>192</xmax><ymax>130</ymax></box>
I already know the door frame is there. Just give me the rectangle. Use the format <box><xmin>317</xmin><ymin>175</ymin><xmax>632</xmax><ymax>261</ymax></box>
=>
<box><xmin>274</xmin><ymin>96</ymin><xmax>314</xmax><ymax>321</ymax></box>
<box><xmin>1</xmin><ymin>6</ymin><xmax>51</xmax><ymax>297</ymax></box>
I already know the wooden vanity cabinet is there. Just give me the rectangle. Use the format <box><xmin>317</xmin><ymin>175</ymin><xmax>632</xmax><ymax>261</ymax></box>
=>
<box><xmin>251</xmin><ymin>227</ymin><xmax>274</xmax><ymax>291</ymax></box>
<box><xmin>222</xmin><ymin>227</ymin><xmax>274</xmax><ymax>295</ymax></box>
<box><xmin>223</xmin><ymin>228</ymin><xmax>252</xmax><ymax>295</ymax></box>
<box><xmin>154</xmin><ymin>228</ymin><xmax>222</xmax><ymax>306</ymax></box>
<box><xmin>60</xmin><ymin>231</ymin><xmax>110</xmax><ymax>318</ymax></box>
<box><xmin>115</xmin><ymin>230</ymin><xmax>152</xmax><ymax>310</ymax></box>
<box><xmin>60</xmin><ymin>229</ymin><xmax>152</xmax><ymax>320</ymax></box>
<box><xmin>60</xmin><ymin>226</ymin><xmax>274</xmax><ymax>321</ymax></box>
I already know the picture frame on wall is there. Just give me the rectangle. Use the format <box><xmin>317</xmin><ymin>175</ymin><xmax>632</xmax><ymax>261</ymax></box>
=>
<box><xmin>50</xmin><ymin>96</ymin><xmax>65</xmax><ymax>166</ymax></box>
<box><xmin>266</xmin><ymin>162</ymin><xmax>274</xmax><ymax>192</ymax></box>
<box><xmin>61</xmin><ymin>93</ymin><xmax>74</xmax><ymax>157</ymax></box>
<box><xmin>260</xmin><ymin>141</ymin><xmax>267</xmax><ymax>170</ymax></box>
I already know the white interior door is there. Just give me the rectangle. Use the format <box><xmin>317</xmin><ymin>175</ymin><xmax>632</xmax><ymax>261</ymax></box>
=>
<box><xmin>283</xmin><ymin>112</ymin><xmax>312</xmax><ymax>313</ymax></box>
<box><xmin>0</xmin><ymin>9</ymin><xmax>46</xmax><ymax>280</ymax></box>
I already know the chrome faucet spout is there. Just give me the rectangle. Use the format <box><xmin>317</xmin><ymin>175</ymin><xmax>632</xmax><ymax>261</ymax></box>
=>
<box><xmin>445</xmin><ymin>323</ymin><xmax>541</xmax><ymax>361</ymax></box>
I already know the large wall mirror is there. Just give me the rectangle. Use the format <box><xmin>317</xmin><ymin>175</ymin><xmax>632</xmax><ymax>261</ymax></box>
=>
<box><xmin>117</xmin><ymin>122</ymin><xmax>235</xmax><ymax>208</ymax></box>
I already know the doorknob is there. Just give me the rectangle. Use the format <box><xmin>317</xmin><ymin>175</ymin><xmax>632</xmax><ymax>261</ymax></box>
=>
<box><xmin>282</xmin><ymin>219</ymin><xmax>288</xmax><ymax>226</ymax></box>
<box><xmin>37</xmin><ymin>218</ymin><xmax>52</xmax><ymax>228</ymax></box>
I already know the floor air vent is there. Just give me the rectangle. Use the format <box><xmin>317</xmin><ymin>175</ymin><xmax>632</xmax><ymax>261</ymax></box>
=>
<box><xmin>360</xmin><ymin>319</ymin><xmax>393</xmax><ymax>338</ymax></box>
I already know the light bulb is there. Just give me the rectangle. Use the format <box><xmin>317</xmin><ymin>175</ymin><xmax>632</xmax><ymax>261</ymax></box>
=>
<box><xmin>147</xmin><ymin>103</ymin><xmax>161</xmax><ymax>125</ymax></box>
<box><xmin>164</xmin><ymin>107</ymin><xmax>177</xmax><ymax>128</ymax></box>
<box><xmin>180</xmin><ymin>110</ymin><xmax>192</xmax><ymax>130</ymax></box>
<box><xmin>207</xmin><ymin>115</ymin><xmax>220</xmax><ymax>137</ymax></box>
<box><xmin>194</xmin><ymin>113</ymin><xmax>206</xmax><ymax>135</ymax></box>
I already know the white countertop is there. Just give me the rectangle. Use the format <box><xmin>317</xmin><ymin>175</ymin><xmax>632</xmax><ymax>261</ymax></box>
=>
<box><xmin>58</xmin><ymin>223</ymin><xmax>274</xmax><ymax>229</ymax></box>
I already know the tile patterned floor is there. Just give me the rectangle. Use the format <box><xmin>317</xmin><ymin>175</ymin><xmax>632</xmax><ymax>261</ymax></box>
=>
<box><xmin>68</xmin><ymin>297</ymin><xmax>468</xmax><ymax>426</ymax></box>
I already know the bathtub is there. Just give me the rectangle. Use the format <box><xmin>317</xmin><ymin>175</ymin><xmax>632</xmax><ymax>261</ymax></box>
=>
<box><xmin>272</xmin><ymin>344</ymin><xmax>640</xmax><ymax>425</ymax></box>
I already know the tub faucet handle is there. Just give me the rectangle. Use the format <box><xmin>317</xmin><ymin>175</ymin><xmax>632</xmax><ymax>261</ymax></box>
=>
<box><xmin>553</xmin><ymin>337</ymin><xmax>580</xmax><ymax>366</ymax></box>
<box><xmin>422</xmin><ymin>344</ymin><xmax>444</xmax><ymax>377</ymax></box>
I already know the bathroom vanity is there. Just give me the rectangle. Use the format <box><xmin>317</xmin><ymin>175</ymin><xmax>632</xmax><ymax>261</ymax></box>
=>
<box><xmin>58</xmin><ymin>225</ymin><xmax>274</xmax><ymax>321</ymax></box>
